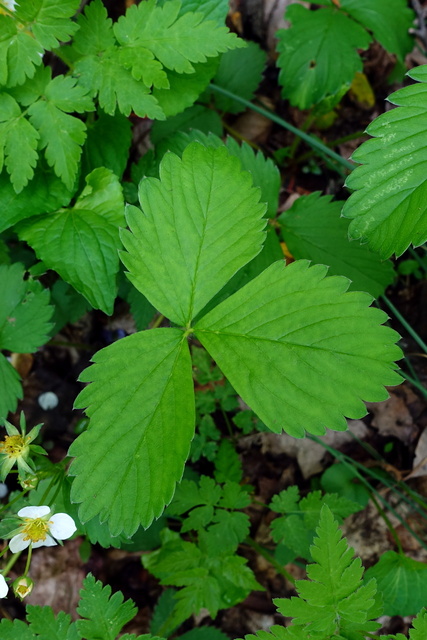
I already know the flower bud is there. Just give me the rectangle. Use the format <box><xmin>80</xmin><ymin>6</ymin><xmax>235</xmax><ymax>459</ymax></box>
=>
<box><xmin>12</xmin><ymin>576</ymin><xmax>34</xmax><ymax>600</ymax></box>
<box><xmin>19</xmin><ymin>474</ymin><xmax>39</xmax><ymax>490</ymax></box>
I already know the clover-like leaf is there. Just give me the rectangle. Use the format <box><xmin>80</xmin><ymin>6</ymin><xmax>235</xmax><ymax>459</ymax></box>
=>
<box><xmin>279</xmin><ymin>192</ymin><xmax>395</xmax><ymax>297</ymax></box>
<box><xmin>194</xmin><ymin>260</ymin><xmax>402</xmax><ymax>438</ymax></box>
<box><xmin>120</xmin><ymin>142</ymin><xmax>266</xmax><ymax>326</ymax></box>
<box><xmin>70</xmin><ymin>329</ymin><xmax>195</xmax><ymax>535</ymax></box>
<box><xmin>343</xmin><ymin>65</ymin><xmax>427</xmax><ymax>258</ymax></box>
<box><xmin>18</xmin><ymin>168</ymin><xmax>125</xmax><ymax>314</ymax></box>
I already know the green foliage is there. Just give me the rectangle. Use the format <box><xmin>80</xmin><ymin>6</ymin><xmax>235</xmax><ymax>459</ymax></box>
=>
<box><xmin>320</xmin><ymin>462</ymin><xmax>371</xmax><ymax>508</ymax></box>
<box><xmin>269</xmin><ymin>487</ymin><xmax>361</xmax><ymax>561</ymax></box>
<box><xmin>276</xmin><ymin>0</ymin><xmax>414</xmax><ymax>109</ymax></box>
<box><xmin>343</xmin><ymin>65</ymin><xmax>427</xmax><ymax>258</ymax></box>
<box><xmin>18</xmin><ymin>167</ymin><xmax>125</xmax><ymax>313</ymax></box>
<box><xmin>364</xmin><ymin>551</ymin><xmax>427</xmax><ymax>616</ymax></box>
<box><xmin>278</xmin><ymin>192</ymin><xmax>395</xmax><ymax>297</ymax></box>
<box><xmin>0</xmin><ymin>263</ymin><xmax>53</xmax><ymax>418</ymax></box>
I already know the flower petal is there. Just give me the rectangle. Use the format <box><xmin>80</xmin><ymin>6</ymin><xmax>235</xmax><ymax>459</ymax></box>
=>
<box><xmin>49</xmin><ymin>513</ymin><xmax>77</xmax><ymax>540</ymax></box>
<box><xmin>33</xmin><ymin>535</ymin><xmax>57</xmax><ymax>549</ymax></box>
<box><xmin>0</xmin><ymin>574</ymin><xmax>8</xmax><ymax>598</ymax></box>
<box><xmin>9</xmin><ymin>534</ymin><xmax>30</xmax><ymax>553</ymax></box>
<box><xmin>17</xmin><ymin>505</ymin><xmax>50</xmax><ymax>519</ymax></box>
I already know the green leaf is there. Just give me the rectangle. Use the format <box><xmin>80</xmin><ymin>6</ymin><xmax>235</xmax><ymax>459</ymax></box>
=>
<box><xmin>26</xmin><ymin>606</ymin><xmax>79</xmax><ymax>640</ymax></box>
<box><xmin>0</xmin><ymin>15</ymin><xmax>43</xmax><ymax>87</ymax></box>
<box><xmin>0</xmin><ymin>619</ymin><xmax>36</xmax><ymax>640</ymax></box>
<box><xmin>120</xmin><ymin>142</ymin><xmax>266</xmax><ymax>325</ymax></box>
<box><xmin>0</xmin><ymin>263</ymin><xmax>52</xmax><ymax>353</ymax></box>
<box><xmin>70</xmin><ymin>329</ymin><xmax>195</xmax><ymax>535</ymax></box>
<box><xmin>81</xmin><ymin>111</ymin><xmax>132</xmax><ymax>180</ymax></box>
<box><xmin>151</xmin><ymin>104</ymin><xmax>223</xmax><ymax>145</ymax></box>
<box><xmin>177</xmin><ymin>628</ymin><xmax>230</xmax><ymax>640</ymax></box>
<box><xmin>158</xmin><ymin>0</ymin><xmax>230</xmax><ymax>25</ymax></box>
<box><xmin>214</xmin><ymin>440</ymin><xmax>243</xmax><ymax>484</ymax></box>
<box><xmin>0</xmin><ymin>352</ymin><xmax>22</xmax><ymax>420</ymax></box>
<box><xmin>50</xmin><ymin>280</ymin><xmax>90</xmax><ymax>334</ymax></box>
<box><xmin>276</xmin><ymin>506</ymin><xmax>380</xmax><ymax>638</ymax></box>
<box><xmin>278</xmin><ymin>192</ymin><xmax>395</xmax><ymax>297</ymax></box>
<box><xmin>15</xmin><ymin>0</ymin><xmax>81</xmax><ymax>51</ymax></box>
<box><xmin>194</xmin><ymin>260</ymin><xmax>401</xmax><ymax>437</ymax></box>
<box><xmin>0</xmin><ymin>93</ymin><xmax>39</xmax><ymax>192</ymax></box>
<box><xmin>76</xmin><ymin>574</ymin><xmax>136</xmax><ymax>640</ymax></box>
<box><xmin>18</xmin><ymin>168</ymin><xmax>125</xmax><ymax>314</ymax></box>
<box><xmin>213</xmin><ymin>42</ymin><xmax>266</xmax><ymax>113</ymax></box>
<box><xmin>339</xmin><ymin>0</ymin><xmax>414</xmax><ymax>63</ymax></box>
<box><xmin>276</xmin><ymin>4</ymin><xmax>371</xmax><ymax>109</ymax></box>
<box><xmin>0</xmin><ymin>164</ymin><xmax>72</xmax><ymax>233</ymax></box>
<box><xmin>410</xmin><ymin>609</ymin><xmax>427</xmax><ymax>640</ymax></box>
<box><xmin>113</xmin><ymin>0</ymin><xmax>244</xmax><ymax>75</ymax></box>
<box><xmin>364</xmin><ymin>551</ymin><xmax>427</xmax><ymax>616</ymax></box>
<box><xmin>343</xmin><ymin>65</ymin><xmax>427</xmax><ymax>258</ymax></box>
<box><xmin>321</xmin><ymin>462</ymin><xmax>371</xmax><ymax>507</ymax></box>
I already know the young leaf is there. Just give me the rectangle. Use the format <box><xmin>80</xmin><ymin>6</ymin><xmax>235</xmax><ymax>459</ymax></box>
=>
<box><xmin>194</xmin><ymin>260</ymin><xmax>402</xmax><ymax>437</ymax></box>
<box><xmin>76</xmin><ymin>574</ymin><xmax>136</xmax><ymax>640</ymax></box>
<box><xmin>26</xmin><ymin>606</ymin><xmax>79</xmax><ymax>640</ymax></box>
<box><xmin>120</xmin><ymin>142</ymin><xmax>266</xmax><ymax>326</ymax></box>
<box><xmin>343</xmin><ymin>65</ymin><xmax>427</xmax><ymax>258</ymax></box>
<box><xmin>18</xmin><ymin>168</ymin><xmax>125</xmax><ymax>314</ymax></box>
<box><xmin>278</xmin><ymin>192</ymin><xmax>395</xmax><ymax>297</ymax></box>
<box><xmin>364</xmin><ymin>550</ymin><xmax>427</xmax><ymax>616</ymax></box>
<box><xmin>276</xmin><ymin>4</ymin><xmax>371</xmax><ymax>109</ymax></box>
<box><xmin>69</xmin><ymin>329</ymin><xmax>195</xmax><ymax>535</ymax></box>
<box><xmin>212</xmin><ymin>42</ymin><xmax>267</xmax><ymax>113</ymax></box>
<box><xmin>275</xmin><ymin>505</ymin><xmax>380</xmax><ymax>638</ymax></box>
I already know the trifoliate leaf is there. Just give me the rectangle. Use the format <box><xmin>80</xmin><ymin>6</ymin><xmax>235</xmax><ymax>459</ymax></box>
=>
<box><xmin>276</xmin><ymin>4</ymin><xmax>371</xmax><ymax>109</ymax></box>
<box><xmin>76</xmin><ymin>574</ymin><xmax>136</xmax><ymax>640</ymax></box>
<box><xmin>195</xmin><ymin>260</ymin><xmax>402</xmax><ymax>437</ymax></box>
<box><xmin>26</xmin><ymin>606</ymin><xmax>79</xmax><ymax>640</ymax></box>
<box><xmin>339</xmin><ymin>0</ymin><xmax>414</xmax><ymax>63</ymax></box>
<box><xmin>15</xmin><ymin>0</ymin><xmax>81</xmax><ymax>51</ymax></box>
<box><xmin>0</xmin><ymin>353</ymin><xmax>22</xmax><ymax>420</ymax></box>
<box><xmin>0</xmin><ymin>263</ymin><xmax>52</xmax><ymax>352</ymax></box>
<box><xmin>364</xmin><ymin>551</ymin><xmax>427</xmax><ymax>616</ymax></box>
<box><xmin>18</xmin><ymin>168</ymin><xmax>125</xmax><ymax>314</ymax></box>
<box><xmin>343</xmin><ymin>65</ymin><xmax>427</xmax><ymax>258</ymax></box>
<box><xmin>70</xmin><ymin>329</ymin><xmax>194</xmax><ymax>535</ymax></box>
<box><xmin>213</xmin><ymin>42</ymin><xmax>266</xmax><ymax>114</ymax></box>
<box><xmin>276</xmin><ymin>506</ymin><xmax>380</xmax><ymax>638</ymax></box>
<box><xmin>0</xmin><ymin>164</ymin><xmax>72</xmax><ymax>233</ymax></box>
<box><xmin>113</xmin><ymin>0</ymin><xmax>243</xmax><ymax>75</ymax></box>
<box><xmin>120</xmin><ymin>142</ymin><xmax>266</xmax><ymax>325</ymax></box>
<box><xmin>278</xmin><ymin>192</ymin><xmax>395</xmax><ymax>297</ymax></box>
<box><xmin>0</xmin><ymin>94</ymin><xmax>39</xmax><ymax>192</ymax></box>
<box><xmin>0</xmin><ymin>14</ymin><xmax>43</xmax><ymax>87</ymax></box>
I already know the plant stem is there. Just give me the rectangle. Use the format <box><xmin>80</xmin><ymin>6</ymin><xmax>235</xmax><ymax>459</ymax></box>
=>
<box><xmin>209</xmin><ymin>84</ymin><xmax>355</xmax><ymax>172</ymax></box>
<box><xmin>1</xmin><ymin>551</ymin><xmax>22</xmax><ymax>576</ymax></box>
<box><xmin>370</xmin><ymin>494</ymin><xmax>403</xmax><ymax>554</ymax></box>
<box><xmin>399</xmin><ymin>370</ymin><xmax>427</xmax><ymax>399</ymax></box>
<box><xmin>381</xmin><ymin>295</ymin><xmax>427</xmax><ymax>354</ymax></box>
<box><xmin>23</xmin><ymin>545</ymin><xmax>32</xmax><ymax>576</ymax></box>
<box><xmin>245</xmin><ymin>536</ymin><xmax>296</xmax><ymax>585</ymax></box>
<box><xmin>151</xmin><ymin>314</ymin><xmax>165</xmax><ymax>329</ymax></box>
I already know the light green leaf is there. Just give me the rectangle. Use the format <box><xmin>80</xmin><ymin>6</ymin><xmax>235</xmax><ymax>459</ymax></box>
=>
<box><xmin>0</xmin><ymin>619</ymin><xmax>36</xmax><ymax>640</ymax></box>
<box><xmin>0</xmin><ymin>15</ymin><xmax>43</xmax><ymax>87</ymax></box>
<box><xmin>278</xmin><ymin>192</ymin><xmax>395</xmax><ymax>297</ymax></box>
<box><xmin>213</xmin><ymin>42</ymin><xmax>266</xmax><ymax>113</ymax></box>
<box><xmin>120</xmin><ymin>142</ymin><xmax>266</xmax><ymax>325</ymax></box>
<box><xmin>151</xmin><ymin>104</ymin><xmax>223</xmax><ymax>144</ymax></box>
<box><xmin>0</xmin><ymin>164</ymin><xmax>72</xmax><ymax>233</ymax></box>
<box><xmin>15</xmin><ymin>0</ymin><xmax>81</xmax><ymax>51</ymax></box>
<box><xmin>340</xmin><ymin>0</ymin><xmax>414</xmax><ymax>62</ymax></box>
<box><xmin>113</xmin><ymin>0</ymin><xmax>244</xmax><ymax>75</ymax></box>
<box><xmin>343</xmin><ymin>65</ymin><xmax>427</xmax><ymax>258</ymax></box>
<box><xmin>0</xmin><ymin>353</ymin><xmax>22</xmax><ymax>420</ymax></box>
<box><xmin>76</xmin><ymin>574</ymin><xmax>136</xmax><ymax>640</ymax></box>
<box><xmin>364</xmin><ymin>551</ymin><xmax>427</xmax><ymax>616</ymax></box>
<box><xmin>69</xmin><ymin>329</ymin><xmax>195</xmax><ymax>535</ymax></box>
<box><xmin>71</xmin><ymin>0</ymin><xmax>115</xmax><ymax>56</ymax></box>
<box><xmin>26</xmin><ymin>606</ymin><xmax>79</xmax><ymax>640</ymax></box>
<box><xmin>158</xmin><ymin>0</ymin><xmax>230</xmax><ymax>25</ymax></box>
<box><xmin>0</xmin><ymin>263</ymin><xmax>52</xmax><ymax>353</ymax></box>
<box><xmin>276</xmin><ymin>4</ymin><xmax>371</xmax><ymax>108</ymax></box>
<box><xmin>194</xmin><ymin>260</ymin><xmax>402</xmax><ymax>437</ymax></box>
<box><xmin>18</xmin><ymin>168</ymin><xmax>125</xmax><ymax>314</ymax></box>
<box><xmin>410</xmin><ymin>609</ymin><xmax>427</xmax><ymax>640</ymax></box>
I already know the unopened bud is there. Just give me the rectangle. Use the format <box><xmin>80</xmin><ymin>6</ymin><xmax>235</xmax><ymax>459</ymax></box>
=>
<box><xmin>19</xmin><ymin>474</ymin><xmax>39</xmax><ymax>490</ymax></box>
<box><xmin>12</xmin><ymin>576</ymin><xmax>34</xmax><ymax>600</ymax></box>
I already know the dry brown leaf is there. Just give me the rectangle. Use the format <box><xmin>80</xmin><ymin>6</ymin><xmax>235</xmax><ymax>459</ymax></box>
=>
<box><xmin>407</xmin><ymin>426</ymin><xmax>427</xmax><ymax>479</ymax></box>
<box><xmin>367</xmin><ymin>387</ymin><xmax>418</xmax><ymax>445</ymax></box>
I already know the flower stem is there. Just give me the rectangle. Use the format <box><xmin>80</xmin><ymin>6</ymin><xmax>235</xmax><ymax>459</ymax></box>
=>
<box><xmin>23</xmin><ymin>546</ymin><xmax>32</xmax><ymax>576</ymax></box>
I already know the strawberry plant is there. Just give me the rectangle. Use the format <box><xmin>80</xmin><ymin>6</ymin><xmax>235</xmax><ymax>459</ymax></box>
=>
<box><xmin>0</xmin><ymin>0</ymin><xmax>426</xmax><ymax>638</ymax></box>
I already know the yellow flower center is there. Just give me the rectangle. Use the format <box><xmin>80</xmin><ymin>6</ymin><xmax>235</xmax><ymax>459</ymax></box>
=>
<box><xmin>22</xmin><ymin>517</ymin><xmax>51</xmax><ymax>543</ymax></box>
<box><xmin>0</xmin><ymin>434</ymin><xmax>29</xmax><ymax>459</ymax></box>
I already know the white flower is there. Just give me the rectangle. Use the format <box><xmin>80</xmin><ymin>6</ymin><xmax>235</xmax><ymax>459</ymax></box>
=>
<box><xmin>9</xmin><ymin>506</ymin><xmax>77</xmax><ymax>554</ymax></box>
<box><xmin>0</xmin><ymin>574</ymin><xmax>8</xmax><ymax>598</ymax></box>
